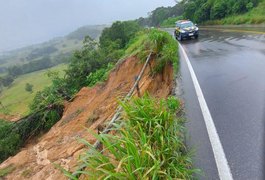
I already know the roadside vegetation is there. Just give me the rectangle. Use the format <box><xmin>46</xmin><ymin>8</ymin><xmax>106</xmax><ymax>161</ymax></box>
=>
<box><xmin>136</xmin><ymin>0</ymin><xmax>265</xmax><ymax>27</ymax></box>
<box><xmin>62</xmin><ymin>22</ymin><xmax>195</xmax><ymax>179</ymax></box>
<box><xmin>67</xmin><ymin>95</ymin><xmax>197</xmax><ymax>179</ymax></box>
<box><xmin>126</xmin><ymin>29</ymin><xmax>178</xmax><ymax>73</ymax></box>
<box><xmin>203</xmin><ymin>0</ymin><xmax>265</xmax><ymax>25</ymax></box>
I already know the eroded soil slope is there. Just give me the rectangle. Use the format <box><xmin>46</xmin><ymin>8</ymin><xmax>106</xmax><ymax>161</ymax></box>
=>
<box><xmin>0</xmin><ymin>56</ymin><xmax>173</xmax><ymax>180</ymax></box>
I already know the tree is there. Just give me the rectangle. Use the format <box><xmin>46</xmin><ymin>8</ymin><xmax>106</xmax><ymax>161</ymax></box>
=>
<box><xmin>7</xmin><ymin>66</ymin><xmax>23</xmax><ymax>77</ymax></box>
<box><xmin>0</xmin><ymin>75</ymin><xmax>14</xmax><ymax>87</ymax></box>
<box><xmin>211</xmin><ymin>0</ymin><xmax>228</xmax><ymax>19</ymax></box>
<box><xmin>183</xmin><ymin>1</ymin><xmax>197</xmax><ymax>20</ymax></box>
<box><xmin>99</xmin><ymin>21</ymin><xmax>141</xmax><ymax>50</ymax></box>
<box><xmin>25</xmin><ymin>83</ymin><xmax>33</xmax><ymax>93</ymax></box>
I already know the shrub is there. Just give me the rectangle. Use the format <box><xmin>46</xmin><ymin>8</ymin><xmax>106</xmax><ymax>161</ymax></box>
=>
<box><xmin>0</xmin><ymin>120</ymin><xmax>22</xmax><ymax>163</ymax></box>
<box><xmin>68</xmin><ymin>95</ymin><xmax>197</xmax><ymax>179</ymax></box>
<box><xmin>126</xmin><ymin>29</ymin><xmax>178</xmax><ymax>74</ymax></box>
<box><xmin>86</xmin><ymin>63</ymin><xmax>114</xmax><ymax>87</ymax></box>
<box><xmin>25</xmin><ymin>83</ymin><xmax>33</xmax><ymax>93</ymax></box>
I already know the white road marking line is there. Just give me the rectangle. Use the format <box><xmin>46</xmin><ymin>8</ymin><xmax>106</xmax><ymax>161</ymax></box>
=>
<box><xmin>179</xmin><ymin>43</ymin><xmax>233</xmax><ymax>180</ymax></box>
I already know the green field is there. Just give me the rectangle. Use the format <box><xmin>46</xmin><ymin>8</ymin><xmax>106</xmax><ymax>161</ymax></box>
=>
<box><xmin>0</xmin><ymin>38</ymin><xmax>81</xmax><ymax>70</ymax></box>
<box><xmin>0</xmin><ymin>64</ymin><xmax>67</xmax><ymax>116</ymax></box>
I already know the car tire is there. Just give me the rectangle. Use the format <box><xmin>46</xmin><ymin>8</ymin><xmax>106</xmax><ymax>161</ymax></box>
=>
<box><xmin>194</xmin><ymin>35</ymin><xmax>199</xmax><ymax>39</ymax></box>
<box><xmin>178</xmin><ymin>34</ymin><xmax>183</xmax><ymax>41</ymax></box>
<box><xmin>174</xmin><ymin>31</ymin><xmax>177</xmax><ymax>39</ymax></box>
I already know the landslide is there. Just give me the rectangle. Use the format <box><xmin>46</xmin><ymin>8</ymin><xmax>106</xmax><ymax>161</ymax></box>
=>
<box><xmin>0</xmin><ymin>56</ymin><xmax>173</xmax><ymax>180</ymax></box>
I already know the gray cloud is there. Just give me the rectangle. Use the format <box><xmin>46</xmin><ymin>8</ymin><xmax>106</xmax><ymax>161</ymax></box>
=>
<box><xmin>0</xmin><ymin>0</ymin><xmax>175</xmax><ymax>52</ymax></box>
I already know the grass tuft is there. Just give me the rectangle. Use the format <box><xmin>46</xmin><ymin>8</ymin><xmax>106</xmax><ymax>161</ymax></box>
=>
<box><xmin>126</xmin><ymin>29</ymin><xmax>179</xmax><ymax>74</ymax></box>
<box><xmin>71</xmin><ymin>94</ymin><xmax>198</xmax><ymax>179</ymax></box>
<box><xmin>0</xmin><ymin>164</ymin><xmax>16</xmax><ymax>177</ymax></box>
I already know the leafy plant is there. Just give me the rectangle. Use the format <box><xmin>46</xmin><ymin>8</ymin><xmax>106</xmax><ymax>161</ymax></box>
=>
<box><xmin>183</xmin><ymin>0</ymin><xmax>264</xmax><ymax>24</ymax></box>
<box><xmin>86</xmin><ymin>63</ymin><xmax>114</xmax><ymax>87</ymax></box>
<box><xmin>25</xmin><ymin>83</ymin><xmax>33</xmax><ymax>93</ymax></box>
<box><xmin>69</xmin><ymin>95</ymin><xmax>198</xmax><ymax>179</ymax></box>
<box><xmin>126</xmin><ymin>29</ymin><xmax>178</xmax><ymax>74</ymax></box>
<box><xmin>0</xmin><ymin>120</ymin><xmax>21</xmax><ymax>163</ymax></box>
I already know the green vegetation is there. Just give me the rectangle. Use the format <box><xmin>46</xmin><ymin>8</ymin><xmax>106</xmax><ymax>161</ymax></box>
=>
<box><xmin>46</xmin><ymin>21</ymin><xmax>141</xmax><ymax>97</ymax></box>
<box><xmin>161</xmin><ymin>16</ymin><xmax>184</xmax><ymax>27</ymax></box>
<box><xmin>126</xmin><ymin>29</ymin><xmax>178</xmax><ymax>73</ymax></box>
<box><xmin>0</xmin><ymin>19</ymin><xmax>179</xmax><ymax>167</ymax></box>
<box><xmin>0</xmin><ymin>103</ymin><xmax>63</xmax><ymax>164</ymax></box>
<box><xmin>203</xmin><ymin>0</ymin><xmax>265</xmax><ymax>24</ymax></box>
<box><xmin>0</xmin><ymin>64</ymin><xmax>67</xmax><ymax>116</ymax></box>
<box><xmin>67</xmin><ymin>95</ymin><xmax>197</xmax><ymax>179</ymax></box>
<box><xmin>0</xmin><ymin>164</ymin><xmax>16</xmax><ymax>177</ymax></box>
<box><xmin>0</xmin><ymin>25</ymin><xmax>105</xmax><ymax>71</ymax></box>
<box><xmin>136</xmin><ymin>5</ymin><xmax>184</xmax><ymax>27</ymax></box>
<box><xmin>0</xmin><ymin>25</ymin><xmax>106</xmax><ymax>88</ymax></box>
<box><xmin>64</xmin><ymin>26</ymin><xmax>182</xmax><ymax>179</ymax></box>
<box><xmin>66</xmin><ymin>25</ymin><xmax>106</xmax><ymax>40</ymax></box>
<box><xmin>86</xmin><ymin>63</ymin><xmax>114</xmax><ymax>87</ymax></box>
<box><xmin>182</xmin><ymin>0</ymin><xmax>264</xmax><ymax>24</ymax></box>
<box><xmin>0</xmin><ymin>20</ymin><xmax>143</xmax><ymax>164</ymax></box>
<box><xmin>136</xmin><ymin>0</ymin><xmax>265</xmax><ymax>28</ymax></box>
<box><xmin>0</xmin><ymin>119</ymin><xmax>21</xmax><ymax>163</ymax></box>
<box><xmin>25</xmin><ymin>83</ymin><xmax>33</xmax><ymax>93</ymax></box>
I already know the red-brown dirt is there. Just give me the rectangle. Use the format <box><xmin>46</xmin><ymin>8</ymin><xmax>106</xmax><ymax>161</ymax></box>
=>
<box><xmin>0</xmin><ymin>56</ymin><xmax>173</xmax><ymax>180</ymax></box>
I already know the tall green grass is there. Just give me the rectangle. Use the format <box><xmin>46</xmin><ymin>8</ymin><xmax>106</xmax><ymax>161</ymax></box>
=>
<box><xmin>67</xmin><ymin>95</ymin><xmax>198</xmax><ymax>179</ymax></box>
<box><xmin>126</xmin><ymin>29</ymin><xmax>179</xmax><ymax>74</ymax></box>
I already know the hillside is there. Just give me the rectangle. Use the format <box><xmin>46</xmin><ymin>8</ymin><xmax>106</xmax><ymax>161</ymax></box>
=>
<box><xmin>0</xmin><ymin>64</ymin><xmax>67</xmax><ymax>118</ymax></box>
<box><xmin>0</xmin><ymin>55</ymin><xmax>174</xmax><ymax>179</ymax></box>
<box><xmin>0</xmin><ymin>19</ymin><xmax>195</xmax><ymax>179</ymax></box>
<box><xmin>0</xmin><ymin>25</ymin><xmax>106</xmax><ymax>118</ymax></box>
<box><xmin>0</xmin><ymin>25</ymin><xmax>106</xmax><ymax>74</ymax></box>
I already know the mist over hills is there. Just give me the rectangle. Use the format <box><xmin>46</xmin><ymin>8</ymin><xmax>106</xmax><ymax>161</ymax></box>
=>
<box><xmin>0</xmin><ymin>25</ymin><xmax>106</xmax><ymax>74</ymax></box>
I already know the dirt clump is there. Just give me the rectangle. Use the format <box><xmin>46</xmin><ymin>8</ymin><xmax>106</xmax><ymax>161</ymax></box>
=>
<box><xmin>0</xmin><ymin>56</ymin><xmax>173</xmax><ymax>180</ymax></box>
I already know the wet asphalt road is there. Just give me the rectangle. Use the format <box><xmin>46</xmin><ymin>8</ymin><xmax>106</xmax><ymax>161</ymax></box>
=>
<box><xmin>168</xmin><ymin>28</ymin><xmax>265</xmax><ymax>179</ymax></box>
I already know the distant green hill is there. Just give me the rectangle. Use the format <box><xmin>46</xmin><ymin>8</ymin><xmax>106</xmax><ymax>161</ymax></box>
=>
<box><xmin>66</xmin><ymin>25</ymin><xmax>106</xmax><ymax>40</ymax></box>
<box><xmin>0</xmin><ymin>64</ymin><xmax>67</xmax><ymax>116</ymax></box>
<box><xmin>0</xmin><ymin>25</ymin><xmax>106</xmax><ymax>74</ymax></box>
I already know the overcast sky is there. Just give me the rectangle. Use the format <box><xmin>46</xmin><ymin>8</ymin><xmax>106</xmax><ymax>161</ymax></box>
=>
<box><xmin>0</xmin><ymin>0</ymin><xmax>175</xmax><ymax>53</ymax></box>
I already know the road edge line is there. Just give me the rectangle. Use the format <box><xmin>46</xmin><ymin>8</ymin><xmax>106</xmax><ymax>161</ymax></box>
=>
<box><xmin>179</xmin><ymin>43</ymin><xmax>233</xmax><ymax>180</ymax></box>
<box><xmin>200</xmin><ymin>27</ymin><xmax>265</xmax><ymax>35</ymax></box>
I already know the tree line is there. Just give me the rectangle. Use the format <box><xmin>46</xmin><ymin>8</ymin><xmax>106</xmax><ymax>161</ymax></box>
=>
<box><xmin>0</xmin><ymin>52</ymin><xmax>70</xmax><ymax>89</ymax></box>
<box><xmin>182</xmin><ymin>0</ymin><xmax>261</xmax><ymax>23</ymax></box>
<box><xmin>136</xmin><ymin>0</ymin><xmax>262</xmax><ymax>26</ymax></box>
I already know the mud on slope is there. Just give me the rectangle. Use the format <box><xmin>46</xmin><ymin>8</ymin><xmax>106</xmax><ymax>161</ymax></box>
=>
<box><xmin>0</xmin><ymin>56</ymin><xmax>173</xmax><ymax>180</ymax></box>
